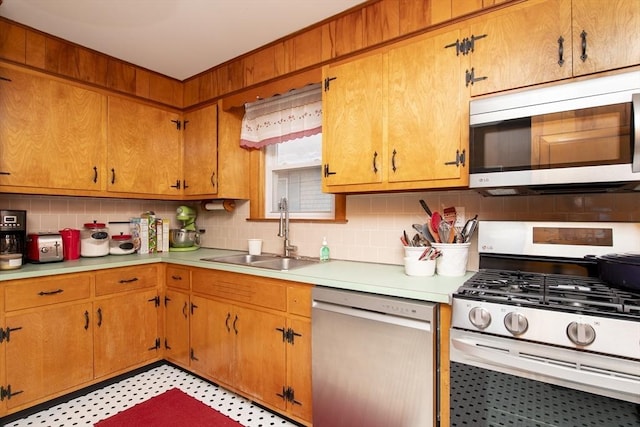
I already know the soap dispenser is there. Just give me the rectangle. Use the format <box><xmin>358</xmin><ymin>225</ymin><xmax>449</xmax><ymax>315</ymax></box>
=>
<box><xmin>320</xmin><ymin>237</ymin><xmax>330</xmax><ymax>261</ymax></box>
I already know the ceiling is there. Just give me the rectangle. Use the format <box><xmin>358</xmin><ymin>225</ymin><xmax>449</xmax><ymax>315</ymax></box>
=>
<box><xmin>0</xmin><ymin>0</ymin><xmax>365</xmax><ymax>80</ymax></box>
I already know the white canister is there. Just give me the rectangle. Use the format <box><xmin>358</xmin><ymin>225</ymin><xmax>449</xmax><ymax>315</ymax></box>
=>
<box><xmin>81</xmin><ymin>221</ymin><xmax>109</xmax><ymax>257</ymax></box>
<box><xmin>110</xmin><ymin>233</ymin><xmax>136</xmax><ymax>255</ymax></box>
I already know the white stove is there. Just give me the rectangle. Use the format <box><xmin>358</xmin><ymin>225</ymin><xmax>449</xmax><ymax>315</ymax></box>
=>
<box><xmin>451</xmin><ymin>221</ymin><xmax>640</xmax><ymax>408</ymax></box>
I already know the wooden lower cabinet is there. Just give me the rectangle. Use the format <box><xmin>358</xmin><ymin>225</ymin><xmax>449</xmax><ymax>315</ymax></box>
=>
<box><xmin>93</xmin><ymin>289</ymin><xmax>160</xmax><ymax>379</ymax></box>
<box><xmin>164</xmin><ymin>289</ymin><xmax>191</xmax><ymax>367</ymax></box>
<box><xmin>187</xmin><ymin>268</ymin><xmax>313</xmax><ymax>425</ymax></box>
<box><xmin>4</xmin><ymin>302</ymin><xmax>94</xmax><ymax>410</ymax></box>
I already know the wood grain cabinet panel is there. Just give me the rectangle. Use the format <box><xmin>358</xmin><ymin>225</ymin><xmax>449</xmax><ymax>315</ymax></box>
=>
<box><xmin>4</xmin><ymin>302</ymin><xmax>94</xmax><ymax>410</ymax></box>
<box><xmin>95</xmin><ymin>265</ymin><xmax>158</xmax><ymax>296</ymax></box>
<box><xmin>166</xmin><ymin>265</ymin><xmax>191</xmax><ymax>291</ymax></box>
<box><xmin>183</xmin><ymin>104</ymin><xmax>218</xmax><ymax>196</ymax></box>
<box><xmin>466</xmin><ymin>0</ymin><xmax>573</xmax><ymax>96</ymax></box>
<box><xmin>107</xmin><ymin>96</ymin><xmax>183</xmax><ymax>196</ymax></box>
<box><xmin>5</xmin><ymin>273</ymin><xmax>92</xmax><ymax>311</ymax></box>
<box><xmin>163</xmin><ymin>289</ymin><xmax>190</xmax><ymax>367</ymax></box>
<box><xmin>571</xmin><ymin>0</ymin><xmax>640</xmax><ymax>76</ymax></box>
<box><xmin>0</xmin><ymin>66</ymin><xmax>107</xmax><ymax>193</ymax></box>
<box><xmin>93</xmin><ymin>289</ymin><xmax>160</xmax><ymax>379</ymax></box>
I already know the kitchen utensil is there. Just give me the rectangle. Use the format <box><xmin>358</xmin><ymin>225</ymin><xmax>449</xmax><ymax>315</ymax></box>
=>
<box><xmin>403</xmin><ymin>230</ymin><xmax>410</xmax><ymax>246</ymax></box>
<box><xmin>430</xmin><ymin>212</ymin><xmax>442</xmax><ymax>233</ymax></box>
<box><xmin>419</xmin><ymin>200</ymin><xmax>433</xmax><ymax>217</ymax></box>
<box><xmin>412</xmin><ymin>224</ymin><xmax>432</xmax><ymax>245</ymax></box>
<box><xmin>461</xmin><ymin>215</ymin><xmax>478</xmax><ymax>243</ymax></box>
<box><xmin>437</xmin><ymin>221</ymin><xmax>455</xmax><ymax>244</ymax></box>
<box><xmin>591</xmin><ymin>253</ymin><xmax>640</xmax><ymax>291</ymax></box>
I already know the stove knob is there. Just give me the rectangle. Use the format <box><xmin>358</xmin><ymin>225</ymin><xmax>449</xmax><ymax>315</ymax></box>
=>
<box><xmin>469</xmin><ymin>307</ymin><xmax>491</xmax><ymax>330</ymax></box>
<box><xmin>504</xmin><ymin>312</ymin><xmax>528</xmax><ymax>336</ymax></box>
<box><xmin>566</xmin><ymin>321</ymin><xmax>596</xmax><ymax>346</ymax></box>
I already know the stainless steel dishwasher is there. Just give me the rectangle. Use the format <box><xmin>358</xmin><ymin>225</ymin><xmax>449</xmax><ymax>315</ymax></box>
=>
<box><xmin>312</xmin><ymin>287</ymin><xmax>437</xmax><ymax>427</ymax></box>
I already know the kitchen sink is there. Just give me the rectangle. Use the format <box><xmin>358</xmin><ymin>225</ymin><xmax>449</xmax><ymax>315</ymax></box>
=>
<box><xmin>201</xmin><ymin>253</ymin><xmax>321</xmax><ymax>271</ymax></box>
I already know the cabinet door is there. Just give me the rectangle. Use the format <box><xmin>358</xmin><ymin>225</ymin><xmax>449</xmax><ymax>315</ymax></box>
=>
<box><xmin>468</xmin><ymin>0</ymin><xmax>572</xmax><ymax>96</ymax></box>
<box><xmin>234</xmin><ymin>305</ymin><xmax>286</xmax><ymax>407</ymax></box>
<box><xmin>94</xmin><ymin>290</ymin><xmax>159</xmax><ymax>378</ymax></box>
<box><xmin>183</xmin><ymin>104</ymin><xmax>218</xmax><ymax>196</ymax></box>
<box><xmin>164</xmin><ymin>290</ymin><xmax>190</xmax><ymax>366</ymax></box>
<box><xmin>0</xmin><ymin>67</ymin><xmax>106</xmax><ymax>191</ymax></box>
<box><xmin>322</xmin><ymin>53</ymin><xmax>384</xmax><ymax>188</ymax></box>
<box><xmin>286</xmin><ymin>317</ymin><xmax>312</xmax><ymax>422</ymax></box>
<box><xmin>189</xmin><ymin>296</ymin><xmax>234</xmax><ymax>384</ymax></box>
<box><xmin>387</xmin><ymin>29</ymin><xmax>465</xmax><ymax>183</ymax></box>
<box><xmin>107</xmin><ymin>96</ymin><xmax>182</xmax><ymax>195</ymax></box>
<box><xmin>572</xmin><ymin>0</ymin><xmax>640</xmax><ymax>76</ymax></box>
<box><xmin>4</xmin><ymin>302</ymin><xmax>93</xmax><ymax>409</ymax></box>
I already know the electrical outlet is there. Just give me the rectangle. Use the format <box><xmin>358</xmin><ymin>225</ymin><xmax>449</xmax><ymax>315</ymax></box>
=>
<box><xmin>454</xmin><ymin>207</ymin><xmax>465</xmax><ymax>227</ymax></box>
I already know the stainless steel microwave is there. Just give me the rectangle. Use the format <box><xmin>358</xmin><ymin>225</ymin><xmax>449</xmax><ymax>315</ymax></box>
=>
<box><xmin>469</xmin><ymin>70</ymin><xmax>640</xmax><ymax>196</ymax></box>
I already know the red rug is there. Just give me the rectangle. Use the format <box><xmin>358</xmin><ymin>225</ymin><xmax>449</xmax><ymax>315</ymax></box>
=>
<box><xmin>94</xmin><ymin>388</ymin><xmax>243</xmax><ymax>427</ymax></box>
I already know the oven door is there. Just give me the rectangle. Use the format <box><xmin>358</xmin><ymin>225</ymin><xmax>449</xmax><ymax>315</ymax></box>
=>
<box><xmin>450</xmin><ymin>329</ymin><xmax>640</xmax><ymax>426</ymax></box>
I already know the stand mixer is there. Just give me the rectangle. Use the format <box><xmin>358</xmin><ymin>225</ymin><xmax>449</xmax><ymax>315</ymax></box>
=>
<box><xmin>169</xmin><ymin>205</ymin><xmax>200</xmax><ymax>251</ymax></box>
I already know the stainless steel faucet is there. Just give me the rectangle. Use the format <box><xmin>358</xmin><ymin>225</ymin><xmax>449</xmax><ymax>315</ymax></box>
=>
<box><xmin>278</xmin><ymin>197</ymin><xmax>297</xmax><ymax>257</ymax></box>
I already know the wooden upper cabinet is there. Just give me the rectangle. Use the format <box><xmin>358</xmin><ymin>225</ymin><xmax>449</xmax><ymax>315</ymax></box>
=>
<box><xmin>183</xmin><ymin>104</ymin><xmax>218</xmax><ymax>196</ymax></box>
<box><xmin>107</xmin><ymin>96</ymin><xmax>183</xmax><ymax>196</ymax></box>
<box><xmin>322</xmin><ymin>52</ymin><xmax>384</xmax><ymax>189</ymax></box>
<box><xmin>571</xmin><ymin>0</ymin><xmax>640</xmax><ymax>76</ymax></box>
<box><xmin>0</xmin><ymin>66</ymin><xmax>106</xmax><ymax>192</ymax></box>
<box><xmin>466</xmin><ymin>0</ymin><xmax>573</xmax><ymax>96</ymax></box>
<box><xmin>387</xmin><ymin>28</ymin><xmax>467</xmax><ymax>184</ymax></box>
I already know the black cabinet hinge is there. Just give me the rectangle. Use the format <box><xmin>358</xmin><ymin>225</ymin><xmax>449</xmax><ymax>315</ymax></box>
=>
<box><xmin>444</xmin><ymin>149</ymin><xmax>466</xmax><ymax>167</ymax></box>
<box><xmin>164</xmin><ymin>338</ymin><xmax>171</xmax><ymax>350</ymax></box>
<box><xmin>324</xmin><ymin>76</ymin><xmax>336</xmax><ymax>91</ymax></box>
<box><xmin>0</xmin><ymin>326</ymin><xmax>22</xmax><ymax>343</ymax></box>
<box><xmin>277</xmin><ymin>386</ymin><xmax>302</xmax><ymax>406</ymax></box>
<box><xmin>445</xmin><ymin>34</ymin><xmax>487</xmax><ymax>55</ymax></box>
<box><xmin>323</xmin><ymin>164</ymin><xmax>336</xmax><ymax>177</ymax></box>
<box><xmin>276</xmin><ymin>327</ymin><xmax>302</xmax><ymax>345</ymax></box>
<box><xmin>171</xmin><ymin>119</ymin><xmax>182</xmax><ymax>130</ymax></box>
<box><xmin>190</xmin><ymin>348</ymin><xmax>199</xmax><ymax>361</ymax></box>
<box><xmin>148</xmin><ymin>295</ymin><xmax>160</xmax><ymax>307</ymax></box>
<box><xmin>0</xmin><ymin>385</ymin><xmax>23</xmax><ymax>401</ymax></box>
<box><xmin>148</xmin><ymin>337</ymin><xmax>161</xmax><ymax>351</ymax></box>
<box><xmin>465</xmin><ymin>68</ymin><xmax>487</xmax><ymax>87</ymax></box>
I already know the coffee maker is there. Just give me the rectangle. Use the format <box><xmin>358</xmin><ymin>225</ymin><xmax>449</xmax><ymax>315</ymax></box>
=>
<box><xmin>1</xmin><ymin>210</ymin><xmax>27</xmax><ymax>263</ymax></box>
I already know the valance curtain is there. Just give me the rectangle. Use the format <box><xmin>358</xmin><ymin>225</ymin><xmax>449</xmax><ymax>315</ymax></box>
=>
<box><xmin>240</xmin><ymin>83</ymin><xmax>322</xmax><ymax>149</ymax></box>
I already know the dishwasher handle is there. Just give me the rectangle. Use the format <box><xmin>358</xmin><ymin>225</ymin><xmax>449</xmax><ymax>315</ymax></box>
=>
<box><xmin>313</xmin><ymin>300</ymin><xmax>432</xmax><ymax>332</ymax></box>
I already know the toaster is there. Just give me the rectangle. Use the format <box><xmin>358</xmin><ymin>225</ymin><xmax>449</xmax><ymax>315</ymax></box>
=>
<box><xmin>27</xmin><ymin>233</ymin><xmax>64</xmax><ymax>263</ymax></box>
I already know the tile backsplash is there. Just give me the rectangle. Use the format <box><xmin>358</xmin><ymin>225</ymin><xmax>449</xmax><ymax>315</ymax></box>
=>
<box><xmin>2</xmin><ymin>190</ymin><xmax>639</xmax><ymax>270</ymax></box>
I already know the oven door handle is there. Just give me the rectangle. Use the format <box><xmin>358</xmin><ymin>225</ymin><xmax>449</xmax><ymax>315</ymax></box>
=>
<box><xmin>451</xmin><ymin>333</ymin><xmax>640</xmax><ymax>403</ymax></box>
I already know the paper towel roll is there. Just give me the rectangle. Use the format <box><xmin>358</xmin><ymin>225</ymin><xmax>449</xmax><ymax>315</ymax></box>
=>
<box><xmin>202</xmin><ymin>200</ymin><xmax>235</xmax><ymax>212</ymax></box>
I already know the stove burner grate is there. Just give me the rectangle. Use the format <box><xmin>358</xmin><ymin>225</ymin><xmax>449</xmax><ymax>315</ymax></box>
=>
<box><xmin>457</xmin><ymin>269</ymin><xmax>640</xmax><ymax>317</ymax></box>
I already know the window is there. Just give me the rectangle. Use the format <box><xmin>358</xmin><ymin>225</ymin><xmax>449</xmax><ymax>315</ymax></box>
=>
<box><xmin>264</xmin><ymin>133</ymin><xmax>334</xmax><ymax>219</ymax></box>
<box><xmin>240</xmin><ymin>83</ymin><xmax>339</xmax><ymax>220</ymax></box>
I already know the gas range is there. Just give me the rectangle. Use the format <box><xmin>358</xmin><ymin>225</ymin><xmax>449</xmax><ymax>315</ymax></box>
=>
<box><xmin>450</xmin><ymin>221</ymin><xmax>640</xmax><ymax>404</ymax></box>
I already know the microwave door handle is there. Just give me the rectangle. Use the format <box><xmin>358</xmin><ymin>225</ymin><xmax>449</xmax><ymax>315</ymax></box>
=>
<box><xmin>633</xmin><ymin>93</ymin><xmax>640</xmax><ymax>173</ymax></box>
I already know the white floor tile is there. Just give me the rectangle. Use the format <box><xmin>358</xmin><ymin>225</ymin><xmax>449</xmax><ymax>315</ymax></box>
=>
<box><xmin>4</xmin><ymin>364</ymin><xmax>298</xmax><ymax>427</ymax></box>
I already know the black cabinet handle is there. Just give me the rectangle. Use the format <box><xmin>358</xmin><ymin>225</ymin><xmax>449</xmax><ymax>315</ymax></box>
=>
<box><xmin>93</xmin><ymin>166</ymin><xmax>98</xmax><ymax>183</ymax></box>
<box><xmin>372</xmin><ymin>151</ymin><xmax>378</xmax><ymax>173</ymax></box>
<box><xmin>233</xmin><ymin>314</ymin><xmax>239</xmax><ymax>335</ymax></box>
<box><xmin>182</xmin><ymin>302</ymin><xmax>188</xmax><ymax>319</ymax></box>
<box><xmin>119</xmin><ymin>277</ymin><xmax>139</xmax><ymax>284</ymax></box>
<box><xmin>97</xmin><ymin>308</ymin><xmax>103</xmax><ymax>327</ymax></box>
<box><xmin>111</xmin><ymin>168</ymin><xmax>116</xmax><ymax>184</ymax></box>
<box><xmin>557</xmin><ymin>36</ymin><xmax>565</xmax><ymax>66</ymax></box>
<box><xmin>225</xmin><ymin>313</ymin><xmax>231</xmax><ymax>332</ymax></box>
<box><xmin>210</xmin><ymin>171</ymin><xmax>216</xmax><ymax>189</ymax></box>
<box><xmin>38</xmin><ymin>289</ymin><xmax>63</xmax><ymax>296</ymax></box>
<box><xmin>391</xmin><ymin>149</ymin><xmax>397</xmax><ymax>172</ymax></box>
<box><xmin>580</xmin><ymin>30</ymin><xmax>588</xmax><ymax>62</ymax></box>
<box><xmin>84</xmin><ymin>310</ymin><xmax>90</xmax><ymax>330</ymax></box>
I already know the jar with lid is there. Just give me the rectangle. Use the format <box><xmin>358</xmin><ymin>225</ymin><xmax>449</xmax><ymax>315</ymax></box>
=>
<box><xmin>81</xmin><ymin>221</ymin><xmax>109</xmax><ymax>257</ymax></box>
<box><xmin>110</xmin><ymin>233</ymin><xmax>136</xmax><ymax>255</ymax></box>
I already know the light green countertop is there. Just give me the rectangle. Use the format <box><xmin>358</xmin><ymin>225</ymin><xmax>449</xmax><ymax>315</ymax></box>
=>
<box><xmin>0</xmin><ymin>248</ymin><xmax>474</xmax><ymax>304</ymax></box>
